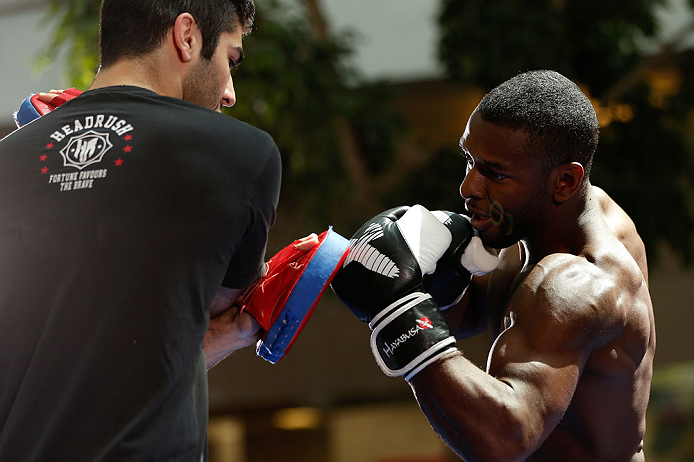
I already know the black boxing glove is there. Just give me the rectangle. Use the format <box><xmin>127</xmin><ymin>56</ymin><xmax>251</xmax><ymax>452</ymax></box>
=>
<box><xmin>429</xmin><ymin>211</ymin><xmax>500</xmax><ymax>309</ymax></box>
<box><xmin>331</xmin><ymin>205</ymin><xmax>458</xmax><ymax>381</ymax></box>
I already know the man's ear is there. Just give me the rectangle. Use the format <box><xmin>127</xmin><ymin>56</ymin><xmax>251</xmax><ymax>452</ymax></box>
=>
<box><xmin>552</xmin><ymin>162</ymin><xmax>585</xmax><ymax>203</ymax></box>
<box><xmin>172</xmin><ymin>13</ymin><xmax>200</xmax><ymax>63</ymax></box>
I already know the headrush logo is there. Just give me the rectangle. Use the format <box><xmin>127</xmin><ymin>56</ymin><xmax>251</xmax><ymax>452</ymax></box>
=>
<box><xmin>343</xmin><ymin>223</ymin><xmax>399</xmax><ymax>278</ymax></box>
<box><xmin>59</xmin><ymin>130</ymin><xmax>112</xmax><ymax>170</ymax></box>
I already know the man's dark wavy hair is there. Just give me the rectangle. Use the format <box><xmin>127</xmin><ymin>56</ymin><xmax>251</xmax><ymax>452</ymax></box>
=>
<box><xmin>478</xmin><ymin>70</ymin><xmax>600</xmax><ymax>179</ymax></box>
<box><xmin>99</xmin><ymin>0</ymin><xmax>255</xmax><ymax>67</ymax></box>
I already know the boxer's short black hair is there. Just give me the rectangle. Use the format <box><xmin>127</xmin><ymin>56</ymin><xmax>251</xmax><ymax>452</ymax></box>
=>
<box><xmin>99</xmin><ymin>0</ymin><xmax>255</xmax><ymax>67</ymax></box>
<box><xmin>478</xmin><ymin>70</ymin><xmax>599</xmax><ymax>178</ymax></box>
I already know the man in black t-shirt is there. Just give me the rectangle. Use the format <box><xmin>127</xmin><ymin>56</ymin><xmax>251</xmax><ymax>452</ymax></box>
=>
<box><xmin>0</xmin><ymin>1</ymin><xmax>297</xmax><ymax>460</ymax></box>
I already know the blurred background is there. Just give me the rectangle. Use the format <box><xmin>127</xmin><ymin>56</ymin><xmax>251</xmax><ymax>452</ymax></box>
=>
<box><xmin>1</xmin><ymin>0</ymin><xmax>693</xmax><ymax>460</ymax></box>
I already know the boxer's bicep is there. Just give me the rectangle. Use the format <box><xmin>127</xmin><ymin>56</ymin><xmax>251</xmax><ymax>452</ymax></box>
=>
<box><xmin>409</xmin><ymin>320</ymin><xmax>584</xmax><ymax>462</ymax></box>
<box><xmin>485</xmin><ymin>276</ymin><xmax>599</xmax><ymax>444</ymax></box>
<box><xmin>408</xmin><ymin>273</ymin><xmax>596</xmax><ymax>460</ymax></box>
<box><xmin>486</xmin><ymin>318</ymin><xmax>585</xmax><ymax>443</ymax></box>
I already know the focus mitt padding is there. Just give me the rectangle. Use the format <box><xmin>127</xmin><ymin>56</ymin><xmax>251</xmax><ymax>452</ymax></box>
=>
<box><xmin>237</xmin><ymin>227</ymin><xmax>349</xmax><ymax>363</ymax></box>
<box><xmin>15</xmin><ymin>88</ymin><xmax>83</xmax><ymax>127</ymax></box>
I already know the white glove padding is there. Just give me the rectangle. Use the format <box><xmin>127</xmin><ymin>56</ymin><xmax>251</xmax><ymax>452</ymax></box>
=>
<box><xmin>461</xmin><ymin>236</ymin><xmax>499</xmax><ymax>276</ymax></box>
<box><xmin>396</xmin><ymin>204</ymin><xmax>452</xmax><ymax>276</ymax></box>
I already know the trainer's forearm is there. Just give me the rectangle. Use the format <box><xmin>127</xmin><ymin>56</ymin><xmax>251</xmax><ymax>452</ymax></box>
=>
<box><xmin>203</xmin><ymin>315</ymin><xmax>234</xmax><ymax>370</ymax></box>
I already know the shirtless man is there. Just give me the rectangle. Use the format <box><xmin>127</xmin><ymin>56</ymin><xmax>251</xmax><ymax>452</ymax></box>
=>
<box><xmin>332</xmin><ymin>70</ymin><xmax>655</xmax><ymax>461</ymax></box>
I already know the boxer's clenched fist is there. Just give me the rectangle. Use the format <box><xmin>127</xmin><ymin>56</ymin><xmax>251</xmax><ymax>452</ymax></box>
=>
<box><xmin>331</xmin><ymin>205</ymin><xmax>458</xmax><ymax>381</ymax></box>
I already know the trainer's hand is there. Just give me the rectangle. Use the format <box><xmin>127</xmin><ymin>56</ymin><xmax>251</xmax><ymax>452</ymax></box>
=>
<box><xmin>205</xmin><ymin>304</ymin><xmax>262</xmax><ymax>369</ymax></box>
<box><xmin>15</xmin><ymin>87</ymin><xmax>82</xmax><ymax>128</ymax></box>
<box><xmin>204</xmin><ymin>232</ymin><xmax>322</xmax><ymax>369</ymax></box>
<box><xmin>293</xmin><ymin>233</ymin><xmax>319</xmax><ymax>251</ymax></box>
<box><xmin>36</xmin><ymin>89</ymin><xmax>64</xmax><ymax>104</ymax></box>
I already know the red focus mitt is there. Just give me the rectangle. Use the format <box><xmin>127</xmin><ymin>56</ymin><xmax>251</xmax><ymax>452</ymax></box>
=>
<box><xmin>236</xmin><ymin>227</ymin><xmax>349</xmax><ymax>363</ymax></box>
<box><xmin>15</xmin><ymin>88</ymin><xmax>83</xmax><ymax>127</ymax></box>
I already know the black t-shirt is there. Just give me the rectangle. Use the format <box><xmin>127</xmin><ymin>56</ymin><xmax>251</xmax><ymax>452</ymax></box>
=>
<box><xmin>0</xmin><ymin>86</ymin><xmax>281</xmax><ymax>461</ymax></box>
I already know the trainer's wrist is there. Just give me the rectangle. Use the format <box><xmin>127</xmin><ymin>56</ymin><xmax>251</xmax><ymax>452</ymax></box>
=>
<box><xmin>369</xmin><ymin>292</ymin><xmax>457</xmax><ymax>381</ymax></box>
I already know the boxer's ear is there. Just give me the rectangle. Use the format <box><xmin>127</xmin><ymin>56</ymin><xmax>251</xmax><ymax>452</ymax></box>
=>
<box><xmin>552</xmin><ymin>162</ymin><xmax>584</xmax><ymax>203</ymax></box>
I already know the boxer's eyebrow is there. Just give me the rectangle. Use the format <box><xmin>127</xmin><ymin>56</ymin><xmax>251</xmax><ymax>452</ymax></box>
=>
<box><xmin>479</xmin><ymin>158</ymin><xmax>509</xmax><ymax>171</ymax></box>
<box><xmin>461</xmin><ymin>147</ymin><xmax>510</xmax><ymax>172</ymax></box>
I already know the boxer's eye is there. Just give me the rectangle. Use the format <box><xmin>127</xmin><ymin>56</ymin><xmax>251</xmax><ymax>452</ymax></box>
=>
<box><xmin>479</xmin><ymin>164</ymin><xmax>508</xmax><ymax>181</ymax></box>
<box><xmin>462</xmin><ymin>152</ymin><xmax>474</xmax><ymax>167</ymax></box>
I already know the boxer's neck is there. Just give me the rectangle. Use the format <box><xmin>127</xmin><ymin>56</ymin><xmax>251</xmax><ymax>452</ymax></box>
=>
<box><xmin>522</xmin><ymin>183</ymin><xmax>595</xmax><ymax>264</ymax></box>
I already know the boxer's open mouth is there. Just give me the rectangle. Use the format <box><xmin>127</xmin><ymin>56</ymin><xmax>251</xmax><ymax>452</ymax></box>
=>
<box><xmin>465</xmin><ymin>206</ymin><xmax>491</xmax><ymax>231</ymax></box>
<box><xmin>470</xmin><ymin>214</ymin><xmax>491</xmax><ymax>230</ymax></box>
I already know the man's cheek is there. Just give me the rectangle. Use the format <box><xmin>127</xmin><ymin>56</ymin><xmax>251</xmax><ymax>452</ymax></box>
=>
<box><xmin>488</xmin><ymin>200</ymin><xmax>515</xmax><ymax>236</ymax></box>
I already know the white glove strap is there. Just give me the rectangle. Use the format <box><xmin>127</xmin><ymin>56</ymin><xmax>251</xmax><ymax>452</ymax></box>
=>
<box><xmin>369</xmin><ymin>292</ymin><xmax>457</xmax><ymax>381</ymax></box>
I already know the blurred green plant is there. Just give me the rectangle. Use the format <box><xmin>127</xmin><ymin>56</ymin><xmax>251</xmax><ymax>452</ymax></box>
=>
<box><xmin>39</xmin><ymin>0</ymin><xmax>694</xmax><ymax>264</ymax></box>
<box><xmin>38</xmin><ymin>0</ymin><xmax>100</xmax><ymax>90</ymax></box>
<box><xmin>222</xmin><ymin>0</ymin><xmax>408</xmax><ymax>230</ymax></box>
<box><xmin>435</xmin><ymin>0</ymin><xmax>694</xmax><ymax>265</ymax></box>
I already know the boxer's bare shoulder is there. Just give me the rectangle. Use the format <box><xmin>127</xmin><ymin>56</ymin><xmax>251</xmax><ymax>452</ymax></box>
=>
<box><xmin>506</xmin><ymin>252</ymin><xmax>629</xmax><ymax>352</ymax></box>
<box><xmin>502</xmin><ymin>193</ymin><xmax>655</xmax><ymax>460</ymax></box>
<box><xmin>510</xmin><ymin>201</ymin><xmax>652</xmax><ymax>370</ymax></box>
<box><xmin>494</xmin><ymin>186</ymin><xmax>649</xmax><ymax>347</ymax></box>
